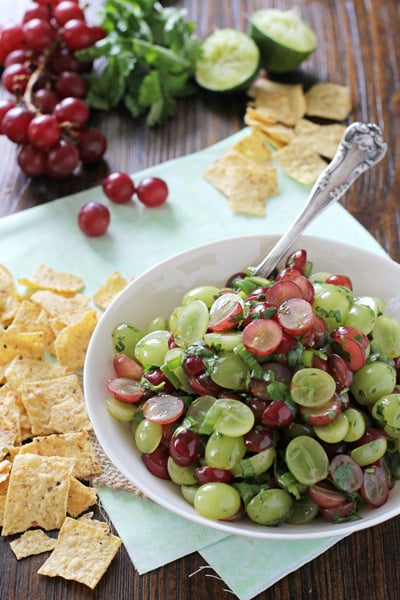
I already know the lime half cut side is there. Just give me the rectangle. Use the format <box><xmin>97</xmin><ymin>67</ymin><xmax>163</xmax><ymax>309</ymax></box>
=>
<box><xmin>195</xmin><ymin>28</ymin><xmax>260</xmax><ymax>93</ymax></box>
<box><xmin>250</xmin><ymin>8</ymin><xmax>317</xmax><ymax>74</ymax></box>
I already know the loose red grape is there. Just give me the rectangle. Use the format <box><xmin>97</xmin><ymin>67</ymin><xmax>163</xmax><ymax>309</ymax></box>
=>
<box><xmin>102</xmin><ymin>172</ymin><xmax>136</xmax><ymax>204</ymax></box>
<box><xmin>78</xmin><ymin>201</ymin><xmax>110</xmax><ymax>237</ymax></box>
<box><xmin>136</xmin><ymin>176</ymin><xmax>169</xmax><ymax>207</ymax></box>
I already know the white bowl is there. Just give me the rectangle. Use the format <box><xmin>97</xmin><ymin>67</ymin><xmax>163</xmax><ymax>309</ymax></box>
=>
<box><xmin>84</xmin><ymin>234</ymin><xmax>400</xmax><ymax>540</ymax></box>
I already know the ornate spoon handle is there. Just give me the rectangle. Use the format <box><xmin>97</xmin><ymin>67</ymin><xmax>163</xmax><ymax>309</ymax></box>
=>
<box><xmin>252</xmin><ymin>122</ymin><xmax>387</xmax><ymax>278</ymax></box>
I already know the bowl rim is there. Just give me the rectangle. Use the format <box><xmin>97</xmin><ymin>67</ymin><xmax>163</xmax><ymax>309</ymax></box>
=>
<box><xmin>85</xmin><ymin>233</ymin><xmax>400</xmax><ymax>540</ymax></box>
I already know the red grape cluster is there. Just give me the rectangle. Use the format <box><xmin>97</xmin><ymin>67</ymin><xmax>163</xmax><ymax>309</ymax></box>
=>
<box><xmin>0</xmin><ymin>0</ymin><xmax>107</xmax><ymax>178</ymax></box>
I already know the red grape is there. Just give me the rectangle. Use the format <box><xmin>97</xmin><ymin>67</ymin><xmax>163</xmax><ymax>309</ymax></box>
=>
<box><xmin>17</xmin><ymin>143</ymin><xmax>47</xmax><ymax>176</ymax></box>
<box><xmin>53</xmin><ymin>1</ymin><xmax>85</xmax><ymax>26</ymax></box>
<box><xmin>22</xmin><ymin>18</ymin><xmax>56</xmax><ymax>53</ymax></box>
<box><xmin>3</xmin><ymin>49</ymin><xmax>32</xmax><ymax>68</ymax></box>
<box><xmin>2</xmin><ymin>106</ymin><xmax>33</xmax><ymax>143</ymax></box>
<box><xmin>62</xmin><ymin>19</ymin><xmax>94</xmax><ymax>51</ymax></box>
<box><xmin>2</xmin><ymin>63</ymin><xmax>31</xmax><ymax>94</ymax></box>
<box><xmin>46</xmin><ymin>139</ymin><xmax>80</xmax><ymax>177</ymax></box>
<box><xmin>54</xmin><ymin>96</ymin><xmax>89</xmax><ymax>126</ymax></box>
<box><xmin>0</xmin><ymin>99</ymin><xmax>16</xmax><ymax>132</ymax></box>
<box><xmin>1</xmin><ymin>23</ymin><xmax>25</xmax><ymax>54</ymax></box>
<box><xmin>102</xmin><ymin>172</ymin><xmax>135</xmax><ymax>204</ymax></box>
<box><xmin>77</xmin><ymin>128</ymin><xmax>107</xmax><ymax>164</ymax></box>
<box><xmin>136</xmin><ymin>177</ymin><xmax>169</xmax><ymax>207</ymax></box>
<box><xmin>27</xmin><ymin>114</ymin><xmax>61</xmax><ymax>148</ymax></box>
<box><xmin>22</xmin><ymin>3</ymin><xmax>51</xmax><ymax>23</ymax></box>
<box><xmin>54</xmin><ymin>70</ymin><xmax>87</xmax><ymax>99</ymax></box>
<box><xmin>32</xmin><ymin>88</ymin><xmax>60</xmax><ymax>114</ymax></box>
<box><xmin>78</xmin><ymin>201</ymin><xmax>110</xmax><ymax>237</ymax></box>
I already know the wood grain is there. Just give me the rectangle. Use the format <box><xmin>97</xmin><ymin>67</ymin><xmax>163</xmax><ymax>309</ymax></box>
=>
<box><xmin>1</xmin><ymin>1</ymin><xmax>400</xmax><ymax>599</ymax></box>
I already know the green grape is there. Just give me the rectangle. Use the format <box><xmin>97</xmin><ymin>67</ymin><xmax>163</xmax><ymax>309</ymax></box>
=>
<box><xmin>285</xmin><ymin>435</ymin><xmax>329</xmax><ymax>485</ymax></box>
<box><xmin>134</xmin><ymin>329</ymin><xmax>170</xmax><ymax>367</ymax></box>
<box><xmin>350</xmin><ymin>437</ymin><xmax>387</xmax><ymax>466</ymax></box>
<box><xmin>233</xmin><ymin>446</ymin><xmax>276</xmax><ymax>477</ymax></box>
<box><xmin>343</xmin><ymin>407</ymin><xmax>366</xmax><ymax>442</ymax></box>
<box><xmin>371</xmin><ymin>314</ymin><xmax>400</xmax><ymax>358</ymax></box>
<box><xmin>372</xmin><ymin>394</ymin><xmax>400</xmax><ymax>430</ymax></box>
<box><xmin>186</xmin><ymin>395</ymin><xmax>217</xmax><ymax>428</ymax></box>
<box><xmin>167</xmin><ymin>457</ymin><xmax>197</xmax><ymax>485</ymax></box>
<box><xmin>170</xmin><ymin>299</ymin><xmax>209</xmax><ymax>347</ymax></box>
<box><xmin>161</xmin><ymin>347</ymin><xmax>192</xmax><ymax>392</ymax></box>
<box><xmin>210</xmin><ymin>351</ymin><xmax>249</xmax><ymax>390</ymax></box>
<box><xmin>290</xmin><ymin>367</ymin><xmax>336</xmax><ymax>407</ymax></box>
<box><xmin>106</xmin><ymin>396</ymin><xmax>137</xmax><ymax>422</ymax></box>
<box><xmin>285</xmin><ymin>496</ymin><xmax>319</xmax><ymax>524</ymax></box>
<box><xmin>134</xmin><ymin>418</ymin><xmax>163</xmax><ymax>454</ymax></box>
<box><xmin>112</xmin><ymin>322</ymin><xmax>143</xmax><ymax>358</ymax></box>
<box><xmin>182</xmin><ymin>285</ymin><xmax>220</xmax><ymax>307</ymax></box>
<box><xmin>203</xmin><ymin>398</ymin><xmax>255</xmax><ymax>437</ymax></box>
<box><xmin>146</xmin><ymin>315</ymin><xmax>167</xmax><ymax>332</ymax></box>
<box><xmin>181</xmin><ymin>484</ymin><xmax>199</xmax><ymax>505</ymax></box>
<box><xmin>309</xmin><ymin>271</ymin><xmax>333</xmax><ymax>283</ymax></box>
<box><xmin>345</xmin><ymin>301</ymin><xmax>377</xmax><ymax>335</ymax></box>
<box><xmin>194</xmin><ymin>482</ymin><xmax>241</xmax><ymax>520</ymax></box>
<box><xmin>351</xmin><ymin>361</ymin><xmax>396</xmax><ymax>406</ymax></box>
<box><xmin>313</xmin><ymin>412</ymin><xmax>349</xmax><ymax>443</ymax></box>
<box><xmin>205</xmin><ymin>431</ymin><xmax>246</xmax><ymax>469</ymax></box>
<box><xmin>313</xmin><ymin>283</ymin><xmax>353</xmax><ymax>331</ymax></box>
<box><xmin>204</xmin><ymin>331</ymin><xmax>242</xmax><ymax>351</ymax></box>
<box><xmin>246</xmin><ymin>488</ymin><xmax>293</xmax><ymax>526</ymax></box>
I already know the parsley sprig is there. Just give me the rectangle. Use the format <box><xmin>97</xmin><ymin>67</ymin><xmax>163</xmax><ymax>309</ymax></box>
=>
<box><xmin>77</xmin><ymin>0</ymin><xmax>203</xmax><ymax>125</ymax></box>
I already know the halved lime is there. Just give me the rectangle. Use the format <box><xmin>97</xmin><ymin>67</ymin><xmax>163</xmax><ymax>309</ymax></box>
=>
<box><xmin>249</xmin><ymin>8</ymin><xmax>317</xmax><ymax>73</ymax></box>
<box><xmin>195</xmin><ymin>28</ymin><xmax>260</xmax><ymax>92</ymax></box>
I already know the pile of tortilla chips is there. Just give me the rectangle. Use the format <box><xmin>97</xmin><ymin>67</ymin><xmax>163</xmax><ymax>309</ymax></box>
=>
<box><xmin>0</xmin><ymin>263</ymin><xmax>128</xmax><ymax>589</ymax></box>
<box><xmin>204</xmin><ymin>77</ymin><xmax>352</xmax><ymax>216</ymax></box>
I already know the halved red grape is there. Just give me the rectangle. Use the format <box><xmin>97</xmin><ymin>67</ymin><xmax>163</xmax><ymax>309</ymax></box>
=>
<box><xmin>242</xmin><ymin>318</ymin><xmax>283</xmax><ymax>357</ymax></box>
<box><xmin>142</xmin><ymin>394</ymin><xmax>185</xmax><ymax>424</ymax></box>
<box><xmin>264</xmin><ymin>280</ymin><xmax>303</xmax><ymax>307</ymax></box>
<box><xmin>209</xmin><ymin>292</ymin><xmax>244</xmax><ymax>332</ymax></box>
<box><xmin>107</xmin><ymin>377</ymin><xmax>145</xmax><ymax>403</ymax></box>
<box><xmin>277</xmin><ymin>297</ymin><xmax>314</xmax><ymax>336</ymax></box>
<box><xmin>308</xmin><ymin>481</ymin><xmax>348</xmax><ymax>508</ymax></box>
<box><xmin>328</xmin><ymin>454</ymin><xmax>363</xmax><ymax>493</ymax></box>
<box><xmin>113</xmin><ymin>353</ymin><xmax>144</xmax><ymax>380</ymax></box>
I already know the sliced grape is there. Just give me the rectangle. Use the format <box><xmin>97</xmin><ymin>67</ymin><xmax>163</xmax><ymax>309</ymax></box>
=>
<box><xmin>313</xmin><ymin>412</ymin><xmax>349</xmax><ymax>443</ymax></box>
<box><xmin>204</xmin><ymin>398</ymin><xmax>255</xmax><ymax>437</ymax></box>
<box><xmin>106</xmin><ymin>377</ymin><xmax>145</xmax><ymax>403</ymax></box>
<box><xmin>328</xmin><ymin>454</ymin><xmax>363</xmax><ymax>493</ymax></box>
<box><xmin>171</xmin><ymin>300</ymin><xmax>209</xmax><ymax>347</ymax></box>
<box><xmin>277</xmin><ymin>297</ymin><xmax>314</xmax><ymax>335</ymax></box>
<box><xmin>205</xmin><ymin>431</ymin><xmax>246</xmax><ymax>470</ymax></box>
<box><xmin>142</xmin><ymin>394</ymin><xmax>185</xmax><ymax>424</ymax></box>
<box><xmin>204</xmin><ymin>331</ymin><xmax>242</xmax><ymax>351</ymax></box>
<box><xmin>290</xmin><ymin>367</ymin><xmax>336</xmax><ymax>408</ymax></box>
<box><xmin>298</xmin><ymin>393</ymin><xmax>342</xmax><ymax>426</ymax></box>
<box><xmin>182</xmin><ymin>285</ymin><xmax>220</xmax><ymax>307</ymax></box>
<box><xmin>210</xmin><ymin>351</ymin><xmax>249</xmax><ymax>390</ymax></box>
<box><xmin>242</xmin><ymin>318</ymin><xmax>283</xmax><ymax>357</ymax></box>
<box><xmin>350</xmin><ymin>437</ymin><xmax>387</xmax><ymax>467</ymax></box>
<box><xmin>208</xmin><ymin>292</ymin><xmax>244</xmax><ymax>332</ymax></box>
<box><xmin>106</xmin><ymin>396</ymin><xmax>137</xmax><ymax>422</ymax></box>
<box><xmin>361</xmin><ymin>465</ymin><xmax>390</xmax><ymax>507</ymax></box>
<box><xmin>285</xmin><ymin>435</ymin><xmax>329</xmax><ymax>485</ymax></box>
<box><xmin>264</xmin><ymin>280</ymin><xmax>303</xmax><ymax>307</ymax></box>
<box><xmin>113</xmin><ymin>353</ymin><xmax>144</xmax><ymax>379</ymax></box>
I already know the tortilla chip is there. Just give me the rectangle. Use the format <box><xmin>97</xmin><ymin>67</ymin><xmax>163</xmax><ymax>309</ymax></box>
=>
<box><xmin>54</xmin><ymin>309</ymin><xmax>98</xmax><ymax>371</ymax></box>
<box><xmin>0</xmin><ymin>385</ymin><xmax>22</xmax><ymax>454</ymax></box>
<box><xmin>231</xmin><ymin>129</ymin><xmax>272</xmax><ymax>164</ymax></box>
<box><xmin>93</xmin><ymin>271</ymin><xmax>128</xmax><ymax>310</ymax></box>
<box><xmin>5</xmin><ymin>356</ymin><xmax>67</xmax><ymax>387</ymax></box>
<box><xmin>2</xmin><ymin>453</ymin><xmax>74</xmax><ymax>535</ymax></box>
<box><xmin>244</xmin><ymin>111</ymin><xmax>296</xmax><ymax>149</ymax></box>
<box><xmin>274</xmin><ymin>140</ymin><xmax>328</xmax><ymax>185</ymax></box>
<box><xmin>0</xmin><ymin>263</ymin><xmax>17</xmax><ymax>311</ymax></box>
<box><xmin>67</xmin><ymin>478</ymin><xmax>98</xmax><ymax>518</ymax></box>
<box><xmin>38</xmin><ymin>516</ymin><xmax>121</xmax><ymax>589</ymax></box>
<box><xmin>30</xmin><ymin>290</ymin><xmax>90</xmax><ymax>318</ymax></box>
<box><xmin>0</xmin><ymin>326</ymin><xmax>45</xmax><ymax>365</ymax></box>
<box><xmin>19</xmin><ymin>431</ymin><xmax>101</xmax><ymax>479</ymax></box>
<box><xmin>247</xmin><ymin>78</ymin><xmax>306</xmax><ymax>126</ymax></box>
<box><xmin>19</xmin><ymin>374</ymin><xmax>91</xmax><ymax>436</ymax></box>
<box><xmin>204</xmin><ymin>149</ymin><xmax>278</xmax><ymax>216</ymax></box>
<box><xmin>294</xmin><ymin>119</ymin><xmax>346</xmax><ymax>159</ymax></box>
<box><xmin>305</xmin><ymin>82</ymin><xmax>351</xmax><ymax>121</ymax></box>
<box><xmin>10</xmin><ymin>529</ymin><xmax>57</xmax><ymax>559</ymax></box>
<box><xmin>18</xmin><ymin>264</ymin><xmax>85</xmax><ymax>296</ymax></box>
<box><xmin>0</xmin><ymin>459</ymin><xmax>11</xmax><ymax>483</ymax></box>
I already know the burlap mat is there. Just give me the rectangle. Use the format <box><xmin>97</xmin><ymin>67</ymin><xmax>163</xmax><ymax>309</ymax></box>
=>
<box><xmin>90</xmin><ymin>432</ymin><xmax>146</xmax><ymax>497</ymax></box>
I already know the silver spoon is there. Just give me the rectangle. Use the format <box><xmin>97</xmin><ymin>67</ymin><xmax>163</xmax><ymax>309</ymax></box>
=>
<box><xmin>252</xmin><ymin>122</ymin><xmax>387</xmax><ymax>278</ymax></box>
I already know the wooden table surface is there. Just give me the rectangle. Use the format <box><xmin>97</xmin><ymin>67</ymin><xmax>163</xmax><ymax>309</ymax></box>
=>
<box><xmin>1</xmin><ymin>1</ymin><xmax>400</xmax><ymax>599</ymax></box>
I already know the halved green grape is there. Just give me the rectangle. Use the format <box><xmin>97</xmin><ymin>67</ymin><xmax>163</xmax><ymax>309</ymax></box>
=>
<box><xmin>202</xmin><ymin>398</ymin><xmax>255</xmax><ymax>437</ymax></box>
<box><xmin>186</xmin><ymin>395</ymin><xmax>217</xmax><ymax>428</ymax></box>
<box><xmin>134</xmin><ymin>329</ymin><xmax>170</xmax><ymax>367</ymax></box>
<box><xmin>170</xmin><ymin>299</ymin><xmax>209</xmax><ymax>348</ymax></box>
<box><xmin>290</xmin><ymin>367</ymin><xmax>336</xmax><ymax>408</ymax></box>
<box><xmin>204</xmin><ymin>331</ymin><xmax>242</xmax><ymax>351</ymax></box>
<box><xmin>351</xmin><ymin>361</ymin><xmax>397</xmax><ymax>406</ymax></box>
<box><xmin>112</xmin><ymin>322</ymin><xmax>143</xmax><ymax>358</ymax></box>
<box><xmin>146</xmin><ymin>315</ymin><xmax>167</xmax><ymax>333</ymax></box>
<box><xmin>372</xmin><ymin>394</ymin><xmax>400</xmax><ymax>430</ymax></box>
<box><xmin>181</xmin><ymin>484</ymin><xmax>199</xmax><ymax>505</ymax></box>
<box><xmin>285</xmin><ymin>496</ymin><xmax>319</xmax><ymax>524</ymax></box>
<box><xmin>194</xmin><ymin>482</ymin><xmax>241</xmax><ymax>520</ymax></box>
<box><xmin>371</xmin><ymin>314</ymin><xmax>400</xmax><ymax>358</ymax></box>
<box><xmin>233</xmin><ymin>446</ymin><xmax>276</xmax><ymax>477</ymax></box>
<box><xmin>106</xmin><ymin>396</ymin><xmax>137</xmax><ymax>422</ymax></box>
<box><xmin>210</xmin><ymin>351</ymin><xmax>249</xmax><ymax>390</ymax></box>
<box><xmin>246</xmin><ymin>488</ymin><xmax>293</xmax><ymax>526</ymax></box>
<box><xmin>345</xmin><ymin>299</ymin><xmax>377</xmax><ymax>334</ymax></box>
<box><xmin>285</xmin><ymin>435</ymin><xmax>329</xmax><ymax>485</ymax></box>
<box><xmin>313</xmin><ymin>283</ymin><xmax>353</xmax><ymax>331</ymax></box>
<box><xmin>351</xmin><ymin>437</ymin><xmax>387</xmax><ymax>467</ymax></box>
<box><xmin>182</xmin><ymin>285</ymin><xmax>220</xmax><ymax>308</ymax></box>
<box><xmin>343</xmin><ymin>407</ymin><xmax>366</xmax><ymax>442</ymax></box>
<box><xmin>205</xmin><ymin>431</ymin><xmax>246</xmax><ymax>470</ymax></box>
<box><xmin>167</xmin><ymin>457</ymin><xmax>197</xmax><ymax>485</ymax></box>
<box><xmin>134</xmin><ymin>418</ymin><xmax>163</xmax><ymax>454</ymax></box>
<box><xmin>313</xmin><ymin>412</ymin><xmax>349</xmax><ymax>444</ymax></box>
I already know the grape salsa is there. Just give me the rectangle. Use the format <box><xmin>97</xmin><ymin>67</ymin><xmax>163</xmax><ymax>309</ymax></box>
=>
<box><xmin>105</xmin><ymin>249</ymin><xmax>400</xmax><ymax>526</ymax></box>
